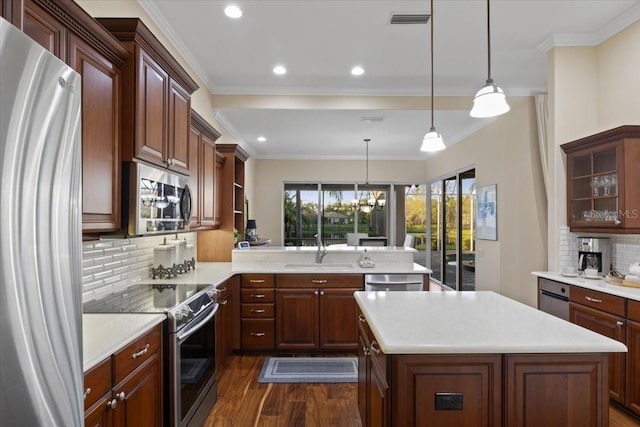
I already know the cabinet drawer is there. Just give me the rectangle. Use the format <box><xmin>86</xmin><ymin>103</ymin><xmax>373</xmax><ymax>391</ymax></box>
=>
<box><xmin>242</xmin><ymin>274</ymin><xmax>275</xmax><ymax>288</ymax></box>
<box><xmin>83</xmin><ymin>358</ymin><xmax>112</xmax><ymax>411</ymax></box>
<box><xmin>629</xmin><ymin>300</ymin><xmax>640</xmax><ymax>323</ymax></box>
<box><xmin>113</xmin><ymin>324</ymin><xmax>161</xmax><ymax>383</ymax></box>
<box><xmin>242</xmin><ymin>303</ymin><xmax>274</xmax><ymax>318</ymax></box>
<box><xmin>570</xmin><ymin>286</ymin><xmax>626</xmax><ymax>317</ymax></box>
<box><xmin>241</xmin><ymin>288</ymin><xmax>274</xmax><ymax>303</ymax></box>
<box><xmin>276</xmin><ymin>274</ymin><xmax>363</xmax><ymax>288</ymax></box>
<box><xmin>242</xmin><ymin>319</ymin><xmax>275</xmax><ymax>349</ymax></box>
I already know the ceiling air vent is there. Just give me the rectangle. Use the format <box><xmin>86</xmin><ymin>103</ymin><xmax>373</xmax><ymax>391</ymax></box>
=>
<box><xmin>360</xmin><ymin>116</ymin><xmax>384</xmax><ymax>123</ymax></box>
<box><xmin>389</xmin><ymin>13</ymin><xmax>430</xmax><ymax>25</ymax></box>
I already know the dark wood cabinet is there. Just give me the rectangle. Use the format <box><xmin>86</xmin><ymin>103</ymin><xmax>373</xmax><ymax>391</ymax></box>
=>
<box><xmin>240</xmin><ymin>274</ymin><xmax>275</xmax><ymax>350</ymax></box>
<box><xmin>562</xmin><ymin>126</ymin><xmax>640</xmax><ymax>233</ymax></box>
<box><xmin>97</xmin><ymin>18</ymin><xmax>199</xmax><ymax>175</ymax></box>
<box><xmin>215</xmin><ymin>280</ymin><xmax>234</xmax><ymax>373</ymax></box>
<box><xmin>189</xmin><ymin>110</ymin><xmax>221</xmax><ymax>230</ymax></box>
<box><xmin>84</xmin><ymin>325</ymin><xmax>163</xmax><ymax>427</ymax></box>
<box><xmin>214</xmin><ymin>152</ymin><xmax>225</xmax><ymax>229</ymax></box>
<box><xmin>68</xmin><ymin>33</ymin><xmax>123</xmax><ymax>233</ymax></box>
<box><xmin>358</xmin><ymin>314</ymin><xmax>389</xmax><ymax>427</ymax></box>
<box><xmin>275</xmin><ymin>274</ymin><xmax>362</xmax><ymax>351</ymax></box>
<box><xmin>627</xmin><ymin>300</ymin><xmax>640</xmax><ymax>416</ymax></box>
<box><xmin>570</xmin><ymin>291</ymin><xmax>627</xmax><ymax>403</ymax></box>
<box><xmin>5</xmin><ymin>0</ymin><xmax>129</xmax><ymax>235</ymax></box>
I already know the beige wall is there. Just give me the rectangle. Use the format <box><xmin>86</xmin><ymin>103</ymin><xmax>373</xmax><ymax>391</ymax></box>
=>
<box><xmin>546</xmin><ymin>20</ymin><xmax>640</xmax><ymax>272</ymax></box>
<box><xmin>422</xmin><ymin>97</ymin><xmax>547</xmax><ymax>306</ymax></box>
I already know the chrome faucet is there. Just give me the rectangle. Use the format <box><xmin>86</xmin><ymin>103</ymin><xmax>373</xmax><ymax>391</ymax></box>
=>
<box><xmin>315</xmin><ymin>233</ymin><xmax>328</xmax><ymax>263</ymax></box>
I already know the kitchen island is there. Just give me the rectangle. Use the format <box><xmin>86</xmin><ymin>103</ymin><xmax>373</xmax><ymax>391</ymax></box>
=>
<box><xmin>355</xmin><ymin>291</ymin><xmax>627</xmax><ymax>427</ymax></box>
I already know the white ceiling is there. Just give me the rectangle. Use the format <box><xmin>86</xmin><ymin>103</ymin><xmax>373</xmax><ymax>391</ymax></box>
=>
<box><xmin>140</xmin><ymin>0</ymin><xmax>640</xmax><ymax>159</ymax></box>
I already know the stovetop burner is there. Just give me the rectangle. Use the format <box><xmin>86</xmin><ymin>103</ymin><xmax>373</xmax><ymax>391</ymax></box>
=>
<box><xmin>83</xmin><ymin>282</ymin><xmax>218</xmax><ymax>332</ymax></box>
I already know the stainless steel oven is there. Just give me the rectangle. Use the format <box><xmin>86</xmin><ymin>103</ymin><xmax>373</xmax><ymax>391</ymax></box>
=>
<box><xmin>167</xmin><ymin>291</ymin><xmax>218</xmax><ymax>427</ymax></box>
<box><xmin>538</xmin><ymin>278</ymin><xmax>570</xmax><ymax>321</ymax></box>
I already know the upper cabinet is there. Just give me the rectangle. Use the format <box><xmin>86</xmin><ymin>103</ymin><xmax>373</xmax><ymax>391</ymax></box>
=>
<box><xmin>3</xmin><ymin>0</ymin><xmax>130</xmax><ymax>235</ymax></box>
<box><xmin>216</xmin><ymin>144</ymin><xmax>249</xmax><ymax>238</ymax></box>
<box><xmin>562</xmin><ymin>126</ymin><xmax>640</xmax><ymax>233</ymax></box>
<box><xmin>189</xmin><ymin>110</ymin><xmax>222</xmax><ymax>230</ymax></box>
<box><xmin>97</xmin><ymin>18</ymin><xmax>199</xmax><ymax>176</ymax></box>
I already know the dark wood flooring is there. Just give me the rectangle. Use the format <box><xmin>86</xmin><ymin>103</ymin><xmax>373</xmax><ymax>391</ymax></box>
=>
<box><xmin>206</xmin><ymin>354</ymin><xmax>639</xmax><ymax>426</ymax></box>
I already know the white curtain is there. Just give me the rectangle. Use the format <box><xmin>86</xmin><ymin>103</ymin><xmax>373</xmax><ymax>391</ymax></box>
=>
<box><xmin>535</xmin><ymin>94</ymin><xmax>549</xmax><ymax>201</ymax></box>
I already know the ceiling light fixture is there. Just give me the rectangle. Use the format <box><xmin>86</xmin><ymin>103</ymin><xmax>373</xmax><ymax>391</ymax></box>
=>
<box><xmin>351</xmin><ymin>66</ymin><xmax>365</xmax><ymax>76</ymax></box>
<box><xmin>470</xmin><ymin>0</ymin><xmax>510</xmax><ymax>118</ymax></box>
<box><xmin>257</xmin><ymin>136</ymin><xmax>266</xmax><ymax>142</ymax></box>
<box><xmin>352</xmin><ymin>139</ymin><xmax>386</xmax><ymax>212</ymax></box>
<box><xmin>272</xmin><ymin>65</ymin><xmax>287</xmax><ymax>75</ymax></box>
<box><xmin>224</xmin><ymin>5</ymin><xmax>242</xmax><ymax>19</ymax></box>
<box><xmin>420</xmin><ymin>0</ymin><xmax>445</xmax><ymax>152</ymax></box>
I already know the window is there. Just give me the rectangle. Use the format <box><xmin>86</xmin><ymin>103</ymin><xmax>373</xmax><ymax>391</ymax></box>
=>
<box><xmin>428</xmin><ymin>169</ymin><xmax>475</xmax><ymax>290</ymax></box>
<box><xmin>284</xmin><ymin>183</ymin><xmax>391</xmax><ymax>246</ymax></box>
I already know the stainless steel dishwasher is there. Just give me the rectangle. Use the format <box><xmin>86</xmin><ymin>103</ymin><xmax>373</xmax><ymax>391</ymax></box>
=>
<box><xmin>538</xmin><ymin>278</ymin><xmax>570</xmax><ymax>321</ymax></box>
<box><xmin>364</xmin><ymin>274</ymin><xmax>425</xmax><ymax>291</ymax></box>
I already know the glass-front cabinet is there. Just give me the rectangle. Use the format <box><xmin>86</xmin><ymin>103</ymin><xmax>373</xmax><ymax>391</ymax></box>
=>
<box><xmin>562</xmin><ymin>126</ymin><xmax>640</xmax><ymax>233</ymax></box>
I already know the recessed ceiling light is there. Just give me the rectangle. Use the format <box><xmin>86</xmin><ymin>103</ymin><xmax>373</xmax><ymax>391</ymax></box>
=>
<box><xmin>224</xmin><ymin>5</ymin><xmax>242</xmax><ymax>19</ymax></box>
<box><xmin>273</xmin><ymin>65</ymin><xmax>287</xmax><ymax>75</ymax></box>
<box><xmin>257</xmin><ymin>136</ymin><xmax>266</xmax><ymax>142</ymax></box>
<box><xmin>351</xmin><ymin>66</ymin><xmax>365</xmax><ymax>76</ymax></box>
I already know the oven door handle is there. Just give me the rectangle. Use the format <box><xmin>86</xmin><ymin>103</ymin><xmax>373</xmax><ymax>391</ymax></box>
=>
<box><xmin>176</xmin><ymin>303</ymin><xmax>219</xmax><ymax>344</ymax></box>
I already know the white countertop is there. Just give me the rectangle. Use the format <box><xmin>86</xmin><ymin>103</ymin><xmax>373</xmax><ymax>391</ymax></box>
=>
<box><xmin>231</xmin><ymin>261</ymin><xmax>429</xmax><ymax>274</ymax></box>
<box><xmin>83</xmin><ymin>313</ymin><xmax>165</xmax><ymax>372</ymax></box>
<box><xmin>532</xmin><ymin>271</ymin><xmax>640</xmax><ymax>302</ymax></box>
<box><xmin>355</xmin><ymin>291</ymin><xmax>627</xmax><ymax>355</ymax></box>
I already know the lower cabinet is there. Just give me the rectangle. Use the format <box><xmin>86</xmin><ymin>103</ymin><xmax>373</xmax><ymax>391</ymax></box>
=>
<box><xmin>275</xmin><ymin>274</ymin><xmax>362</xmax><ymax>351</ymax></box>
<box><xmin>358</xmin><ymin>309</ymin><xmax>609</xmax><ymax>427</ymax></box>
<box><xmin>215</xmin><ymin>278</ymin><xmax>235</xmax><ymax>373</ymax></box>
<box><xmin>84</xmin><ymin>325</ymin><xmax>163</xmax><ymax>427</ymax></box>
<box><xmin>240</xmin><ymin>274</ymin><xmax>276</xmax><ymax>350</ymax></box>
<box><xmin>628</xmin><ymin>300</ymin><xmax>640</xmax><ymax>416</ymax></box>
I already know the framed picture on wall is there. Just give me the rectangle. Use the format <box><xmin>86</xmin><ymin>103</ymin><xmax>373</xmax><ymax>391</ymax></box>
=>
<box><xmin>476</xmin><ymin>184</ymin><xmax>497</xmax><ymax>240</ymax></box>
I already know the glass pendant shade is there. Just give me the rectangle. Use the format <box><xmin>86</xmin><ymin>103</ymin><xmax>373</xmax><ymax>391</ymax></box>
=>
<box><xmin>420</xmin><ymin>127</ymin><xmax>446</xmax><ymax>152</ymax></box>
<box><xmin>470</xmin><ymin>78</ymin><xmax>510</xmax><ymax>118</ymax></box>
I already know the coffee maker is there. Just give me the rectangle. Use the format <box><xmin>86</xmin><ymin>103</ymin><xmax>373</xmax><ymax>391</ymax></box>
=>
<box><xmin>577</xmin><ymin>237</ymin><xmax>611</xmax><ymax>276</ymax></box>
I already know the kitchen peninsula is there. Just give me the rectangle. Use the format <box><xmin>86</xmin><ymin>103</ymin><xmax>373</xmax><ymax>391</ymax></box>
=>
<box><xmin>355</xmin><ymin>291</ymin><xmax>627</xmax><ymax>426</ymax></box>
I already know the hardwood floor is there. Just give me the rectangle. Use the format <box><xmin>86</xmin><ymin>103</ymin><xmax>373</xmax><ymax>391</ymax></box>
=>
<box><xmin>206</xmin><ymin>355</ymin><xmax>640</xmax><ymax>426</ymax></box>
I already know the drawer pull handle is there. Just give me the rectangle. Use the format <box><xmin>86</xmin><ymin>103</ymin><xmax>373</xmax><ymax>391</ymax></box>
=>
<box><xmin>220</xmin><ymin>299</ymin><xmax>228</xmax><ymax>305</ymax></box>
<box><xmin>585</xmin><ymin>296</ymin><xmax>603</xmax><ymax>304</ymax></box>
<box><xmin>358</xmin><ymin>314</ymin><xmax>366</xmax><ymax>323</ymax></box>
<box><xmin>251</xmin><ymin>294</ymin><xmax>266</xmax><ymax>299</ymax></box>
<box><xmin>107</xmin><ymin>398</ymin><xmax>118</xmax><ymax>410</ymax></box>
<box><xmin>84</xmin><ymin>388</ymin><xmax>91</xmax><ymax>399</ymax></box>
<box><xmin>217</xmin><ymin>287</ymin><xmax>227</xmax><ymax>292</ymax></box>
<box><xmin>311</xmin><ymin>279</ymin><xmax>327</xmax><ymax>284</ymax></box>
<box><xmin>250</xmin><ymin>332</ymin><xmax>266</xmax><ymax>337</ymax></box>
<box><xmin>250</xmin><ymin>279</ymin><xmax>265</xmax><ymax>283</ymax></box>
<box><xmin>131</xmin><ymin>344</ymin><xmax>150</xmax><ymax>359</ymax></box>
<box><xmin>370</xmin><ymin>341</ymin><xmax>381</xmax><ymax>355</ymax></box>
<box><xmin>251</xmin><ymin>309</ymin><xmax>266</xmax><ymax>313</ymax></box>
<box><xmin>362</xmin><ymin>344</ymin><xmax>370</xmax><ymax>356</ymax></box>
<box><xmin>617</xmin><ymin>321</ymin><xmax>624</xmax><ymax>327</ymax></box>
<box><xmin>116</xmin><ymin>391</ymin><xmax>126</xmax><ymax>401</ymax></box>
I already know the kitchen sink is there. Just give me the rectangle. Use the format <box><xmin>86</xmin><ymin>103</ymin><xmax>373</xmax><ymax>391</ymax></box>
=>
<box><xmin>284</xmin><ymin>263</ymin><xmax>354</xmax><ymax>270</ymax></box>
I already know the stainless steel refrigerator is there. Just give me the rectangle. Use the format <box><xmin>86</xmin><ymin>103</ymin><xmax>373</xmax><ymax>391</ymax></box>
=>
<box><xmin>0</xmin><ymin>17</ymin><xmax>83</xmax><ymax>426</ymax></box>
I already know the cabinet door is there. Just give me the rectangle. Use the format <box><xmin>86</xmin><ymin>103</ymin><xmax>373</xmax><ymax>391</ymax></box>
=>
<box><xmin>84</xmin><ymin>396</ymin><xmax>114</xmax><ymax>427</ymax></box>
<box><xmin>167</xmin><ymin>80</ymin><xmax>190</xmax><ymax>175</ymax></box>
<box><xmin>627</xmin><ymin>320</ymin><xmax>640</xmax><ymax>416</ymax></box>
<box><xmin>135</xmin><ymin>49</ymin><xmax>168</xmax><ymax>167</ymax></box>
<box><xmin>276</xmin><ymin>289</ymin><xmax>319</xmax><ymax>350</ymax></box>
<box><xmin>68</xmin><ymin>33</ymin><xmax>122</xmax><ymax>233</ymax></box>
<box><xmin>357</xmin><ymin>316</ymin><xmax>370</xmax><ymax>426</ymax></box>
<box><xmin>113</xmin><ymin>353</ymin><xmax>162</xmax><ymax>427</ymax></box>
<box><xmin>214</xmin><ymin>152</ymin><xmax>225</xmax><ymax>228</ymax></box>
<box><xmin>215</xmin><ymin>285</ymin><xmax>234</xmax><ymax>372</ymax></box>
<box><xmin>320</xmin><ymin>288</ymin><xmax>359</xmax><ymax>350</ymax></box>
<box><xmin>200</xmin><ymin>135</ymin><xmax>216</xmax><ymax>226</ymax></box>
<box><xmin>187</xmin><ymin>127</ymin><xmax>201</xmax><ymax>228</ymax></box>
<box><xmin>369</xmin><ymin>359</ymin><xmax>389</xmax><ymax>427</ymax></box>
<box><xmin>22</xmin><ymin>0</ymin><xmax>65</xmax><ymax>59</ymax></box>
<box><xmin>570</xmin><ymin>302</ymin><xmax>626</xmax><ymax>403</ymax></box>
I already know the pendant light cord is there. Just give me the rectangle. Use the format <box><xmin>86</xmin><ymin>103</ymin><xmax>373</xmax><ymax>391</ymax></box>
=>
<box><xmin>430</xmin><ymin>0</ymin><xmax>435</xmax><ymax>129</ymax></box>
<box><xmin>486</xmin><ymin>0</ymin><xmax>492</xmax><ymax>81</ymax></box>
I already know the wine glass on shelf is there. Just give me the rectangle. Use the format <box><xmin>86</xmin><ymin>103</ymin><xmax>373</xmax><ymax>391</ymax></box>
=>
<box><xmin>601</xmin><ymin>175</ymin><xmax>611</xmax><ymax>196</ymax></box>
<box><xmin>609</xmin><ymin>174</ymin><xmax>617</xmax><ymax>196</ymax></box>
<box><xmin>591</xmin><ymin>176</ymin><xmax>601</xmax><ymax>197</ymax></box>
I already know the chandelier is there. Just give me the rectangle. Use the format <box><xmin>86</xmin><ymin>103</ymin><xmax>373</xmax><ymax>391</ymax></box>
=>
<box><xmin>352</xmin><ymin>139</ymin><xmax>386</xmax><ymax>212</ymax></box>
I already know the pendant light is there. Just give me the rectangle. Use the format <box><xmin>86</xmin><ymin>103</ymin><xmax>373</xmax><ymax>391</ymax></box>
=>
<box><xmin>352</xmin><ymin>139</ymin><xmax>386</xmax><ymax>212</ymax></box>
<box><xmin>420</xmin><ymin>0</ymin><xmax>445</xmax><ymax>152</ymax></box>
<box><xmin>470</xmin><ymin>0</ymin><xmax>510</xmax><ymax>118</ymax></box>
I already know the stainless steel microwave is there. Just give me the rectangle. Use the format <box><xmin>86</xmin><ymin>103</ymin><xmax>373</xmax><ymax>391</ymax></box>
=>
<box><xmin>125</xmin><ymin>162</ymin><xmax>192</xmax><ymax>236</ymax></box>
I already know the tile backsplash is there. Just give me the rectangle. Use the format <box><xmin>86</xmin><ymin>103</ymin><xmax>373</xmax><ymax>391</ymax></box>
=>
<box><xmin>81</xmin><ymin>233</ymin><xmax>197</xmax><ymax>304</ymax></box>
<box><xmin>559</xmin><ymin>226</ymin><xmax>640</xmax><ymax>272</ymax></box>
